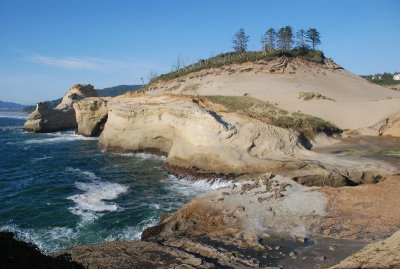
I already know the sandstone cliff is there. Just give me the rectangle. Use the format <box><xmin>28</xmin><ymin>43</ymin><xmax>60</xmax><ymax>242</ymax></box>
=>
<box><xmin>99</xmin><ymin>94</ymin><xmax>312</xmax><ymax>176</ymax></box>
<box><xmin>73</xmin><ymin>97</ymin><xmax>110</xmax><ymax>136</ymax></box>
<box><xmin>98</xmin><ymin>94</ymin><xmax>395</xmax><ymax>185</ymax></box>
<box><xmin>24</xmin><ymin>84</ymin><xmax>97</xmax><ymax>133</ymax></box>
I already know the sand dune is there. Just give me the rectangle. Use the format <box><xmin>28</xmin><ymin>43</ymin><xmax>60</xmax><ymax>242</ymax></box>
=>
<box><xmin>148</xmin><ymin>58</ymin><xmax>400</xmax><ymax>133</ymax></box>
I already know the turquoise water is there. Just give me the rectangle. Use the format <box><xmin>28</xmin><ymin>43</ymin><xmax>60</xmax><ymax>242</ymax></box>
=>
<box><xmin>0</xmin><ymin>112</ymin><xmax>227</xmax><ymax>253</ymax></box>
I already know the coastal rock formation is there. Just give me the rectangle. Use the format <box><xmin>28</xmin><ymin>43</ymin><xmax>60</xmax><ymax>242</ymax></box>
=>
<box><xmin>99</xmin><ymin>94</ymin><xmax>395</xmax><ymax>185</ymax></box>
<box><xmin>24</xmin><ymin>84</ymin><xmax>97</xmax><ymax>133</ymax></box>
<box><xmin>73</xmin><ymin>97</ymin><xmax>110</xmax><ymax>136</ymax></box>
<box><xmin>143</xmin><ymin>175</ymin><xmax>400</xmax><ymax>245</ymax></box>
<box><xmin>56</xmin><ymin>84</ymin><xmax>97</xmax><ymax>110</ymax></box>
<box><xmin>23</xmin><ymin>102</ymin><xmax>77</xmax><ymax>132</ymax></box>
<box><xmin>99</xmin><ymin>94</ymin><xmax>310</xmax><ymax>176</ymax></box>
<box><xmin>61</xmin><ymin>174</ymin><xmax>400</xmax><ymax>269</ymax></box>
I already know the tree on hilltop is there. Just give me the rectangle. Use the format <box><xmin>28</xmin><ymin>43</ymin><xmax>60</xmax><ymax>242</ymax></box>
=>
<box><xmin>232</xmin><ymin>28</ymin><xmax>249</xmax><ymax>53</ymax></box>
<box><xmin>296</xmin><ymin>29</ymin><xmax>308</xmax><ymax>49</ymax></box>
<box><xmin>277</xmin><ymin>26</ymin><xmax>293</xmax><ymax>50</ymax></box>
<box><xmin>306</xmin><ymin>28</ymin><xmax>321</xmax><ymax>50</ymax></box>
<box><xmin>262</xmin><ymin>28</ymin><xmax>276</xmax><ymax>52</ymax></box>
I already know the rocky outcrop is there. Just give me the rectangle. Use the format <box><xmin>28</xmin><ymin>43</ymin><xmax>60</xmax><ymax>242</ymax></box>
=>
<box><xmin>73</xmin><ymin>97</ymin><xmax>110</xmax><ymax>137</ymax></box>
<box><xmin>60</xmin><ymin>174</ymin><xmax>400</xmax><ymax>269</ymax></box>
<box><xmin>24</xmin><ymin>84</ymin><xmax>97</xmax><ymax>133</ymax></box>
<box><xmin>23</xmin><ymin>102</ymin><xmax>77</xmax><ymax>132</ymax></box>
<box><xmin>56</xmin><ymin>84</ymin><xmax>97</xmax><ymax>110</ymax></box>
<box><xmin>143</xmin><ymin>175</ymin><xmax>400</xmax><ymax>245</ymax></box>
<box><xmin>98</xmin><ymin>94</ymin><xmax>395</xmax><ymax>185</ymax></box>
<box><xmin>99</xmin><ymin>94</ymin><xmax>310</xmax><ymax>176</ymax></box>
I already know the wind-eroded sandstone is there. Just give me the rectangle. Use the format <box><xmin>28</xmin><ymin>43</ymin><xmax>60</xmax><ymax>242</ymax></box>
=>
<box><xmin>73</xmin><ymin>97</ymin><xmax>109</xmax><ymax>136</ymax></box>
<box><xmin>98</xmin><ymin>94</ymin><xmax>395</xmax><ymax>186</ymax></box>
<box><xmin>99</xmin><ymin>94</ymin><xmax>308</xmax><ymax>176</ymax></box>
<box><xmin>24</xmin><ymin>84</ymin><xmax>97</xmax><ymax>133</ymax></box>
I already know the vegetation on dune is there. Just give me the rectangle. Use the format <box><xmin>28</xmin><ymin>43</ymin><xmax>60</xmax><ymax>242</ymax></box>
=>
<box><xmin>203</xmin><ymin>95</ymin><xmax>341</xmax><ymax>135</ymax></box>
<box><xmin>361</xmin><ymin>72</ymin><xmax>400</xmax><ymax>86</ymax></box>
<box><xmin>344</xmin><ymin>149</ymin><xmax>400</xmax><ymax>157</ymax></box>
<box><xmin>149</xmin><ymin>25</ymin><xmax>323</xmax><ymax>84</ymax></box>
<box><xmin>151</xmin><ymin>49</ymin><xmax>325</xmax><ymax>83</ymax></box>
<box><xmin>299</xmin><ymin>92</ymin><xmax>334</xmax><ymax>101</ymax></box>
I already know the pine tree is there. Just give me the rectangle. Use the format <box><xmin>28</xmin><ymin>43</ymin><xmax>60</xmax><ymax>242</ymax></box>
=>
<box><xmin>306</xmin><ymin>28</ymin><xmax>321</xmax><ymax>50</ymax></box>
<box><xmin>277</xmin><ymin>26</ymin><xmax>293</xmax><ymax>50</ymax></box>
<box><xmin>296</xmin><ymin>29</ymin><xmax>308</xmax><ymax>49</ymax></box>
<box><xmin>232</xmin><ymin>28</ymin><xmax>249</xmax><ymax>53</ymax></box>
<box><xmin>266</xmin><ymin>28</ymin><xmax>276</xmax><ymax>51</ymax></box>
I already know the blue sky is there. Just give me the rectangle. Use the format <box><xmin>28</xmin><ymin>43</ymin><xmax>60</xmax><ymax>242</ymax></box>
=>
<box><xmin>0</xmin><ymin>0</ymin><xmax>399</xmax><ymax>104</ymax></box>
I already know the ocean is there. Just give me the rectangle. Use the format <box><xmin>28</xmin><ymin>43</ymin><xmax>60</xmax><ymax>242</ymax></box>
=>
<box><xmin>0</xmin><ymin>112</ymin><xmax>227</xmax><ymax>253</ymax></box>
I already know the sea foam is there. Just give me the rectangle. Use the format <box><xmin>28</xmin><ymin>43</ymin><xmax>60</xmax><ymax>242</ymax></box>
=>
<box><xmin>24</xmin><ymin>131</ymin><xmax>98</xmax><ymax>145</ymax></box>
<box><xmin>165</xmin><ymin>174</ymin><xmax>231</xmax><ymax>195</ymax></box>
<box><xmin>68</xmin><ymin>180</ymin><xmax>129</xmax><ymax>222</ymax></box>
<box><xmin>111</xmin><ymin>152</ymin><xmax>167</xmax><ymax>161</ymax></box>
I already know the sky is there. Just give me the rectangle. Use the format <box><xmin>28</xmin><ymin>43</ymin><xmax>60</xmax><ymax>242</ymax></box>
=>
<box><xmin>0</xmin><ymin>0</ymin><xmax>399</xmax><ymax>104</ymax></box>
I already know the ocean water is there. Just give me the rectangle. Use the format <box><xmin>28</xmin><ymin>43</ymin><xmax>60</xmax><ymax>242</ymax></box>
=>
<box><xmin>0</xmin><ymin>112</ymin><xmax>228</xmax><ymax>253</ymax></box>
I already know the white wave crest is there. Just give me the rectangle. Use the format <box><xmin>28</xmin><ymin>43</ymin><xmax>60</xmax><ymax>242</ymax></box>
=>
<box><xmin>31</xmin><ymin>155</ymin><xmax>53</xmax><ymax>163</ymax></box>
<box><xmin>164</xmin><ymin>174</ymin><xmax>231</xmax><ymax>196</ymax></box>
<box><xmin>66</xmin><ymin>167</ymin><xmax>99</xmax><ymax>180</ymax></box>
<box><xmin>105</xmin><ymin>217</ymin><xmax>159</xmax><ymax>241</ymax></box>
<box><xmin>111</xmin><ymin>152</ymin><xmax>167</xmax><ymax>161</ymax></box>
<box><xmin>0</xmin><ymin>114</ymin><xmax>28</xmax><ymax>119</ymax></box>
<box><xmin>24</xmin><ymin>131</ymin><xmax>98</xmax><ymax>145</ymax></box>
<box><xmin>68</xmin><ymin>180</ymin><xmax>129</xmax><ymax>222</ymax></box>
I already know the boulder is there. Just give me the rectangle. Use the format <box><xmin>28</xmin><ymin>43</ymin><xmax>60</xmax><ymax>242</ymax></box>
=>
<box><xmin>24</xmin><ymin>84</ymin><xmax>98</xmax><ymax>133</ymax></box>
<box><xmin>73</xmin><ymin>97</ymin><xmax>109</xmax><ymax>137</ymax></box>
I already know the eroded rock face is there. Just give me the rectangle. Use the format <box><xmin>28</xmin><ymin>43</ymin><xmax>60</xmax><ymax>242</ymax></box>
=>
<box><xmin>56</xmin><ymin>84</ymin><xmax>97</xmax><ymax>110</ymax></box>
<box><xmin>99</xmin><ymin>94</ymin><xmax>308</xmax><ymax>176</ymax></box>
<box><xmin>23</xmin><ymin>102</ymin><xmax>77</xmax><ymax>132</ymax></box>
<box><xmin>73</xmin><ymin>97</ymin><xmax>109</xmax><ymax>137</ymax></box>
<box><xmin>143</xmin><ymin>175</ymin><xmax>400</xmax><ymax>246</ymax></box>
<box><xmin>24</xmin><ymin>84</ymin><xmax>98</xmax><ymax>133</ymax></box>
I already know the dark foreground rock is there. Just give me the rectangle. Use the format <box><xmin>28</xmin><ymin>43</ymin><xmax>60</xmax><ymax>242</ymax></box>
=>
<box><xmin>60</xmin><ymin>234</ymin><xmax>367</xmax><ymax>269</ymax></box>
<box><xmin>0</xmin><ymin>232</ymin><xmax>83</xmax><ymax>269</ymax></box>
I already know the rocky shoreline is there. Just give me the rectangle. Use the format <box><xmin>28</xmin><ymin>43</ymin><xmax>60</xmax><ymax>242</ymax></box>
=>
<box><xmin>21</xmin><ymin>84</ymin><xmax>400</xmax><ymax>268</ymax></box>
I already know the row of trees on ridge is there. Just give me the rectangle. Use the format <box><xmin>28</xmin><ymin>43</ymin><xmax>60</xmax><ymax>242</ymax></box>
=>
<box><xmin>232</xmin><ymin>26</ymin><xmax>321</xmax><ymax>53</ymax></box>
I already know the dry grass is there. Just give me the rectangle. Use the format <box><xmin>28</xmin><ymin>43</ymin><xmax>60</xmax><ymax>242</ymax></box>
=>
<box><xmin>203</xmin><ymin>95</ymin><xmax>341</xmax><ymax>135</ymax></box>
<box><xmin>299</xmin><ymin>91</ymin><xmax>334</xmax><ymax>101</ymax></box>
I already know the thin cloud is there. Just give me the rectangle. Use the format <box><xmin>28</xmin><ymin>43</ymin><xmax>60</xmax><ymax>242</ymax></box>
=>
<box><xmin>25</xmin><ymin>54</ymin><xmax>129</xmax><ymax>71</ymax></box>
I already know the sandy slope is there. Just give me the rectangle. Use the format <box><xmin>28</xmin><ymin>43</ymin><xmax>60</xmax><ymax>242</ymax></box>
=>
<box><xmin>148</xmin><ymin>58</ymin><xmax>400</xmax><ymax>132</ymax></box>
